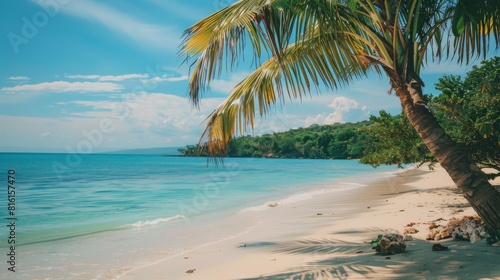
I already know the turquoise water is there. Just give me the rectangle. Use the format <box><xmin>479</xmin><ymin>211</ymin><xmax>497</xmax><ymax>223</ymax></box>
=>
<box><xmin>0</xmin><ymin>153</ymin><xmax>399</xmax><ymax>279</ymax></box>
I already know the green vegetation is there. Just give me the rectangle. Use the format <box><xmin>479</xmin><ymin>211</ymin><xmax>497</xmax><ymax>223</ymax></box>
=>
<box><xmin>361</xmin><ymin>57</ymin><xmax>500</xmax><ymax>178</ymax></box>
<box><xmin>179</xmin><ymin>121</ymin><xmax>373</xmax><ymax>159</ymax></box>
<box><xmin>433</xmin><ymin>57</ymin><xmax>500</xmax><ymax>178</ymax></box>
<box><xmin>359</xmin><ymin>111</ymin><xmax>434</xmax><ymax>168</ymax></box>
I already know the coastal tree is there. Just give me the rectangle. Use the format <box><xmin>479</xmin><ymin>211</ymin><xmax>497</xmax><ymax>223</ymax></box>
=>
<box><xmin>361</xmin><ymin>57</ymin><xmax>500</xmax><ymax>178</ymax></box>
<box><xmin>432</xmin><ymin>58</ymin><xmax>500</xmax><ymax>178</ymax></box>
<box><xmin>180</xmin><ymin>1</ymin><xmax>500</xmax><ymax>231</ymax></box>
<box><xmin>360</xmin><ymin>110</ymin><xmax>434</xmax><ymax>168</ymax></box>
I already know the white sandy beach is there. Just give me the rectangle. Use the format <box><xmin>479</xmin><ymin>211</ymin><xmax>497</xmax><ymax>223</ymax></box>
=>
<box><xmin>121</xmin><ymin>165</ymin><xmax>500</xmax><ymax>280</ymax></box>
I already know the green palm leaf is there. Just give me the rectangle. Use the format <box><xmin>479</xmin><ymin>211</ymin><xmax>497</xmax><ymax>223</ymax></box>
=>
<box><xmin>201</xmin><ymin>32</ymin><xmax>373</xmax><ymax>156</ymax></box>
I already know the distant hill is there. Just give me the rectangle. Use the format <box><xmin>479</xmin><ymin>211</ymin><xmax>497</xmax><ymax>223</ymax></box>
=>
<box><xmin>0</xmin><ymin>146</ymin><xmax>183</xmax><ymax>155</ymax></box>
<box><xmin>107</xmin><ymin>147</ymin><xmax>182</xmax><ymax>155</ymax></box>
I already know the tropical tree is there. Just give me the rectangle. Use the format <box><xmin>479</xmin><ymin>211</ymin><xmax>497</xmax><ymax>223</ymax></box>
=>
<box><xmin>360</xmin><ymin>110</ymin><xmax>434</xmax><ymax>167</ymax></box>
<box><xmin>433</xmin><ymin>58</ymin><xmax>500</xmax><ymax>178</ymax></box>
<box><xmin>362</xmin><ymin>57</ymin><xmax>500</xmax><ymax>176</ymax></box>
<box><xmin>180</xmin><ymin>0</ymin><xmax>500</xmax><ymax>231</ymax></box>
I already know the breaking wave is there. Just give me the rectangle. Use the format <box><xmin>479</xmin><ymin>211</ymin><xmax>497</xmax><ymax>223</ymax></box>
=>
<box><xmin>126</xmin><ymin>214</ymin><xmax>186</xmax><ymax>228</ymax></box>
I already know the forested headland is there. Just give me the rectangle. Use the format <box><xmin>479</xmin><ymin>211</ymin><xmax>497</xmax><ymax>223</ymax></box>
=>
<box><xmin>180</xmin><ymin>121</ymin><xmax>372</xmax><ymax>159</ymax></box>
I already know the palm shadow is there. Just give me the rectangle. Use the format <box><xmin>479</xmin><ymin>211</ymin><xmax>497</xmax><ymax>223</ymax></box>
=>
<box><xmin>240</xmin><ymin>228</ymin><xmax>397</xmax><ymax>280</ymax></box>
<box><xmin>240</xmin><ymin>228</ymin><xmax>500</xmax><ymax>280</ymax></box>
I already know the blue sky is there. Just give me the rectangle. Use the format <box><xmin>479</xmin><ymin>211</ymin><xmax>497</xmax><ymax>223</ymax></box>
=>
<box><xmin>0</xmin><ymin>0</ymin><xmax>488</xmax><ymax>153</ymax></box>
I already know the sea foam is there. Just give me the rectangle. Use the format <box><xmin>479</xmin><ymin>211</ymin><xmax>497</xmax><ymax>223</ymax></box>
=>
<box><xmin>128</xmin><ymin>214</ymin><xmax>185</xmax><ymax>227</ymax></box>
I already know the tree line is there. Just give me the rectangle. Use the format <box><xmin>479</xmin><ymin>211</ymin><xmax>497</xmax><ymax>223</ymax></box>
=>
<box><xmin>179</xmin><ymin>121</ymin><xmax>372</xmax><ymax>159</ymax></box>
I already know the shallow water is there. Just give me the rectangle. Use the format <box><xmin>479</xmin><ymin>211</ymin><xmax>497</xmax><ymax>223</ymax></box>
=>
<box><xmin>0</xmin><ymin>153</ymin><xmax>400</xmax><ymax>279</ymax></box>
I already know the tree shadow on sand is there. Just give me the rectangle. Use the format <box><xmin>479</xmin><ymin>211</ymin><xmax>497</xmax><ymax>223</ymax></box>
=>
<box><xmin>240</xmin><ymin>228</ymin><xmax>500</xmax><ymax>280</ymax></box>
<box><xmin>240</xmin><ymin>229</ymin><xmax>394</xmax><ymax>280</ymax></box>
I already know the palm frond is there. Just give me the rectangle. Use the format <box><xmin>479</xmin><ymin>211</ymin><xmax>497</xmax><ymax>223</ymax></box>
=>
<box><xmin>181</xmin><ymin>0</ymin><xmax>279</xmax><ymax>106</ymax></box>
<box><xmin>451</xmin><ymin>0</ymin><xmax>500</xmax><ymax>64</ymax></box>
<box><xmin>181</xmin><ymin>0</ymin><xmax>381</xmax><ymax>107</ymax></box>
<box><xmin>200</xmin><ymin>28</ymin><xmax>372</xmax><ymax>156</ymax></box>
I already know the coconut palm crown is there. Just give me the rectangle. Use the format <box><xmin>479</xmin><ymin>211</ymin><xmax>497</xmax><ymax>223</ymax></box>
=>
<box><xmin>180</xmin><ymin>0</ymin><xmax>500</xmax><ymax>230</ymax></box>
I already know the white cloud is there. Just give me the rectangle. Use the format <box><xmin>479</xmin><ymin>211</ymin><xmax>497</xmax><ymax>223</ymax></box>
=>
<box><xmin>7</xmin><ymin>76</ymin><xmax>30</xmax><ymax>81</ymax></box>
<box><xmin>99</xmin><ymin>74</ymin><xmax>148</xmax><ymax>82</ymax></box>
<box><xmin>164</xmin><ymin>75</ymin><xmax>188</xmax><ymax>82</ymax></box>
<box><xmin>0</xmin><ymin>93</ymin><xmax>225</xmax><ymax>150</ymax></box>
<box><xmin>305</xmin><ymin>114</ymin><xmax>326</xmax><ymax>127</ymax></box>
<box><xmin>100</xmin><ymin>74</ymin><xmax>149</xmax><ymax>81</ymax></box>
<box><xmin>141</xmin><ymin>75</ymin><xmax>188</xmax><ymax>84</ymax></box>
<box><xmin>49</xmin><ymin>0</ymin><xmax>180</xmax><ymax>51</ymax></box>
<box><xmin>305</xmin><ymin>111</ymin><xmax>343</xmax><ymax>127</ymax></box>
<box><xmin>66</xmin><ymin>74</ymin><xmax>149</xmax><ymax>82</ymax></box>
<box><xmin>1</xmin><ymin>81</ymin><xmax>122</xmax><ymax>93</ymax></box>
<box><xmin>70</xmin><ymin>100</ymin><xmax>119</xmax><ymax>111</ymax></box>
<box><xmin>304</xmin><ymin>96</ymin><xmax>368</xmax><ymax>127</ymax></box>
<box><xmin>327</xmin><ymin>96</ymin><xmax>361</xmax><ymax>111</ymax></box>
<box><xmin>33</xmin><ymin>93</ymin><xmax>225</xmax><ymax>148</ymax></box>
<box><xmin>94</xmin><ymin>93</ymin><xmax>218</xmax><ymax>126</ymax></box>
<box><xmin>115</xmin><ymin>93</ymin><xmax>221</xmax><ymax>130</ymax></box>
<box><xmin>64</xmin><ymin>75</ymin><xmax>101</xmax><ymax>80</ymax></box>
<box><xmin>295</xmin><ymin>77</ymin><xmax>401</xmax><ymax>114</ymax></box>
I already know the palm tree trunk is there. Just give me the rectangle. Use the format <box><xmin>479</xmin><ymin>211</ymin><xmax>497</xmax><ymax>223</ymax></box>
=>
<box><xmin>396</xmin><ymin>87</ymin><xmax>500</xmax><ymax>232</ymax></box>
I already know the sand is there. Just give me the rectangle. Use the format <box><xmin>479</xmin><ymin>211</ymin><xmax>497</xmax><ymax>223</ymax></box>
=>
<box><xmin>120</xmin><ymin>165</ymin><xmax>500</xmax><ymax>280</ymax></box>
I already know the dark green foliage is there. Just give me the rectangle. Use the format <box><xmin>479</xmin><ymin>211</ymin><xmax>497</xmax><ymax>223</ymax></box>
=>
<box><xmin>359</xmin><ymin>111</ymin><xmax>435</xmax><ymax>168</ymax></box>
<box><xmin>179</xmin><ymin>121</ymin><xmax>373</xmax><ymax>159</ymax></box>
<box><xmin>360</xmin><ymin>57</ymin><xmax>500</xmax><ymax>177</ymax></box>
<box><xmin>431</xmin><ymin>57</ymin><xmax>500</xmax><ymax>178</ymax></box>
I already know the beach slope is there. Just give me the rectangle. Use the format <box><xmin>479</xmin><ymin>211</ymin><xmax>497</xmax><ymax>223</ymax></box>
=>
<box><xmin>121</xmin><ymin>165</ymin><xmax>500</xmax><ymax>280</ymax></box>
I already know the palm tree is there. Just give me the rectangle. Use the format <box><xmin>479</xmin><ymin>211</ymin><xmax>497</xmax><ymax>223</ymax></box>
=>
<box><xmin>180</xmin><ymin>0</ymin><xmax>500</xmax><ymax>231</ymax></box>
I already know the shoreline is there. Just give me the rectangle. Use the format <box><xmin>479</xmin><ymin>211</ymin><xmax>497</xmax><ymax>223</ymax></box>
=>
<box><xmin>116</xmin><ymin>165</ymin><xmax>406</xmax><ymax>279</ymax></box>
<box><xmin>120</xmin><ymin>165</ymin><xmax>500</xmax><ymax>280</ymax></box>
<box><xmin>4</xmin><ymin>156</ymin><xmax>406</xmax><ymax>280</ymax></box>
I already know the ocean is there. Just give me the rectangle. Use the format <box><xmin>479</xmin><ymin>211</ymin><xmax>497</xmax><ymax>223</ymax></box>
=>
<box><xmin>0</xmin><ymin>153</ymin><xmax>400</xmax><ymax>279</ymax></box>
